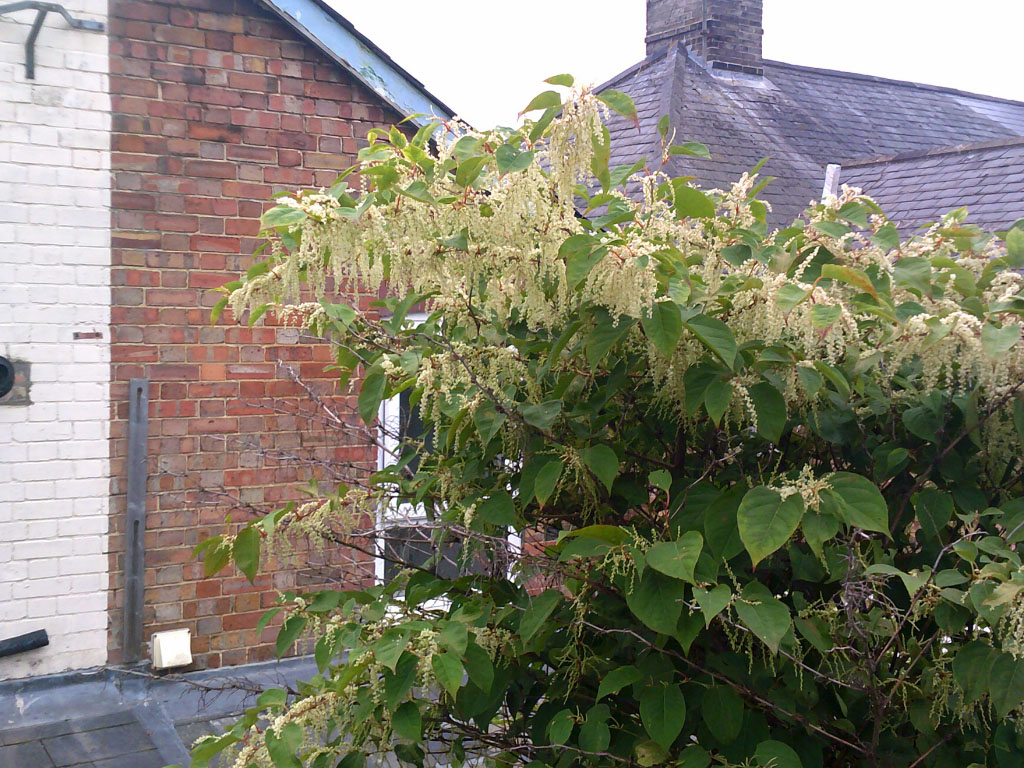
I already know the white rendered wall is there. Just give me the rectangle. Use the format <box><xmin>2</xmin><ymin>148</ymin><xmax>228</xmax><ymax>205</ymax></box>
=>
<box><xmin>0</xmin><ymin>0</ymin><xmax>110</xmax><ymax>679</ymax></box>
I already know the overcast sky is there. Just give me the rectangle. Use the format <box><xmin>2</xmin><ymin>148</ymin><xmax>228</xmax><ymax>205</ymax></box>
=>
<box><xmin>329</xmin><ymin>0</ymin><xmax>1024</xmax><ymax>128</ymax></box>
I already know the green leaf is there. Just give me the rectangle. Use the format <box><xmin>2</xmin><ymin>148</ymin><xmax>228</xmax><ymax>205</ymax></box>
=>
<box><xmin>597</xmin><ymin>89</ymin><xmax>639</xmax><ymax>128</ymax></box>
<box><xmin>693</xmin><ymin>584</ymin><xmax>731</xmax><ymax>627</ymax></box>
<box><xmin>431</xmin><ymin>652</ymin><xmax>463</xmax><ymax>696</ymax></box>
<box><xmin>657</xmin><ymin>114</ymin><xmax>670</xmax><ymax>139</ymax></box>
<box><xmin>547</xmin><ymin>709</ymin><xmax>574</xmax><ymax>745</ymax></box>
<box><xmin>247</xmin><ymin>303</ymin><xmax>270</xmax><ymax>327</ymax></box>
<box><xmin>372</xmin><ymin>630</ymin><xmax>409</xmax><ymax>672</ymax></box>
<box><xmin>893</xmin><ymin>257</ymin><xmax>932</xmax><ymax>297</ymax></box>
<box><xmin>821</xmin><ymin>264</ymin><xmax>878</xmax><ymax>299</ymax></box>
<box><xmin>455</xmin><ymin>156</ymin><xmax>487</xmax><ymax>188</ymax></box>
<box><xmin>198</xmin><ymin>535</ymin><xmax>230</xmax><ymax>577</ymax></box>
<box><xmin>495</xmin><ymin>144</ymin><xmax>535</xmax><ymax>174</ymax></box>
<box><xmin>825</xmin><ymin>472</ymin><xmax>889</xmax><ymax>535</ymax></box>
<box><xmin>871</xmin><ymin>223</ymin><xmax>900</xmax><ymax>250</ymax></box>
<box><xmin>673</xmin><ymin>184</ymin><xmax>716</xmax><ymax>219</ymax></box>
<box><xmin>438</xmin><ymin>621</ymin><xmax>468</xmax><ymax>656</ymax></box>
<box><xmin>981</xmin><ymin>322</ymin><xmax>1020</xmax><ymax>358</ymax></box>
<box><xmin>581</xmin><ymin>444</ymin><xmax>619</xmax><ymax>493</ymax></box>
<box><xmin>1006</xmin><ymin>226</ymin><xmax>1024</xmax><ymax>267</ymax></box>
<box><xmin>862</xmin><ymin>564</ymin><xmax>928</xmax><ymax>600</ymax></box>
<box><xmin>734</xmin><ymin>581</ymin><xmax>790</xmax><ymax>654</ymax></box>
<box><xmin>812</xmin><ymin>361</ymin><xmax>851</xmax><ymax>399</ymax></box>
<box><xmin>903</xmin><ymin>406</ymin><xmax>940</xmax><ymax>442</ymax></box>
<box><xmin>392</xmin><ymin>702</ymin><xmax>422</xmax><ymax>741</ymax></box>
<box><xmin>462</xmin><ymin>641</ymin><xmax>494</xmax><ymax>692</ymax></box>
<box><xmin>684</xmin><ymin>314</ymin><xmax>738</xmax><ymax>368</ymax></box>
<box><xmin>749</xmin><ymin>382</ymin><xmax>786</xmax><ymax>443</ymax></box>
<box><xmin>520</xmin><ymin>400</ymin><xmax>562</xmax><ymax>431</ymax></box>
<box><xmin>737</xmin><ymin>487</ymin><xmax>805</xmax><ymax>567</ymax></box>
<box><xmin>678</xmin><ymin>745</ymin><xmax>712</xmax><ymax>768</ymax></box>
<box><xmin>914</xmin><ymin>488</ymin><xmax>953</xmax><ymax>542</ymax></box>
<box><xmin>813</xmin><ymin>220</ymin><xmax>850</xmax><ymax>239</ymax></box>
<box><xmin>585</xmin><ymin>312</ymin><xmax>636</xmax><ymax>368</ymax></box>
<box><xmin>635</xmin><ymin>741</ymin><xmax>669</xmax><ymax>767</ymax></box>
<box><xmin>704</xmin><ymin>379</ymin><xmax>733</xmax><ymax>425</ymax></box>
<box><xmin>642</xmin><ymin>300</ymin><xmax>684</xmax><ymax>358</ymax></box>
<box><xmin>701</xmin><ymin>686</ymin><xmax>743</xmax><ymax>744</ymax></box>
<box><xmin>529</xmin><ymin>105</ymin><xmax>560</xmax><ymax>143</ymax></box>
<box><xmin>276</xmin><ymin>615</ymin><xmax>307</xmax><ymax>657</ymax></box>
<box><xmin>520</xmin><ymin>589</ymin><xmax>562</xmax><ymax>644</ymax></box>
<box><xmin>837</xmin><ymin>201</ymin><xmax>870</xmax><ymax>227</ymax></box>
<box><xmin>473</xmin><ymin>400</ymin><xmax>506</xmax><ymax>445</ymax></box>
<box><xmin>797</xmin><ymin>365</ymin><xmax>823</xmax><ymax>395</ymax></box>
<box><xmin>990</xmin><ymin>653</ymin><xmax>1024</xmax><ymax>718</ymax></box>
<box><xmin>545</xmin><ymin>73</ymin><xmax>574</xmax><ymax>87</ymax></box>
<box><xmin>560</xmin><ymin>235</ymin><xmax>606</xmax><ymax>289</ymax></box>
<box><xmin>266</xmin><ymin>722</ymin><xmax>303</xmax><ymax>768</ymax></box>
<box><xmin>640</xmin><ymin>683</ymin><xmax>686</xmax><ymax>750</ymax></box>
<box><xmin>521</xmin><ymin>90</ymin><xmax>562</xmax><ymax>114</ymax></box>
<box><xmin>776</xmin><ymin>283</ymin><xmax>811</xmax><ymax>313</ymax></box>
<box><xmin>645</xmin><ymin>532</ymin><xmax>704</xmax><ymax>583</ymax></box>
<box><xmin>801</xmin><ymin>511</ymin><xmax>839</xmax><ymax>561</ymax></box>
<box><xmin>383</xmin><ymin>653</ymin><xmax>418</xmax><ymax>708</ymax></box>
<box><xmin>754</xmin><ymin>740</ymin><xmax>803</xmax><ymax>768</ymax></box>
<box><xmin>626</xmin><ymin>569</ymin><xmax>683</xmax><ymax>635</ymax></box>
<box><xmin>669</xmin><ymin>141</ymin><xmax>711</xmax><ymax>158</ymax></box>
<box><xmin>809</xmin><ymin>303</ymin><xmax>841</xmax><ymax>330</ymax></box>
<box><xmin>534</xmin><ymin>459</ymin><xmax>563</xmax><ymax>507</ymax></box>
<box><xmin>649</xmin><ymin>469</ymin><xmax>672</xmax><ymax>492</ymax></box>
<box><xmin>337</xmin><ymin>753</ymin><xmax>365</xmax><ymax>768</ymax></box>
<box><xmin>358</xmin><ymin>363</ymin><xmax>386</xmax><ymax>426</ymax></box>
<box><xmin>794</xmin><ymin>616</ymin><xmax>834</xmax><ymax>653</ymax></box>
<box><xmin>400</xmin><ymin>180</ymin><xmax>436</xmax><ymax>206</ymax></box>
<box><xmin>953</xmin><ymin>640</ymin><xmax>998</xmax><ymax>704</ymax></box>
<box><xmin>579</xmin><ymin>704</ymin><xmax>611</xmax><ymax>753</ymax></box>
<box><xmin>210</xmin><ymin>296</ymin><xmax>229</xmax><ymax>325</ymax></box>
<box><xmin>257</xmin><ymin>607</ymin><xmax>283</xmax><ymax>634</ymax></box>
<box><xmin>479</xmin><ymin>491</ymin><xmax>515</xmax><ymax>527</ymax></box>
<box><xmin>261</xmin><ymin>205</ymin><xmax>307</xmax><ymax>229</ymax></box>
<box><xmin>596</xmin><ymin>665</ymin><xmax>643</xmax><ymax>701</ymax></box>
<box><xmin>704</xmin><ymin>485</ymin><xmax>746</xmax><ymax>562</ymax></box>
<box><xmin>233</xmin><ymin>526</ymin><xmax>260</xmax><ymax>583</ymax></box>
<box><xmin>257</xmin><ymin>688</ymin><xmax>288</xmax><ymax>709</ymax></box>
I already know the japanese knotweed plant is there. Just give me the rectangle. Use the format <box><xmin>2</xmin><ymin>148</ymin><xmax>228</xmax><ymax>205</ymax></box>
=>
<box><xmin>193</xmin><ymin>77</ymin><xmax>1024</xmax><ymax>768</ymax></box>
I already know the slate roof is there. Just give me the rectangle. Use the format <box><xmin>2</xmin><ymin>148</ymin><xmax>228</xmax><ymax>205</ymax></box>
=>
<box><xmin>840</xmin><ymin>138</ymin><xmax>1024</xmax><ymax>233</ymax></box>
<box><xmin>0</xmin><ymin>657</ymin><xmax>316</xmax><ymax>768</ymax></box>
<box><xmin>603</xmin><ymin>44</ymin><xmax>1024</xmax><ymax>226</ymax></box>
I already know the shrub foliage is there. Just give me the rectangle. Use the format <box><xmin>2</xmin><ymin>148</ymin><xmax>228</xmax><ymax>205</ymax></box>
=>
<box><xmin>196</xmin><ymin>80</ymin><xmax>1024</xmax><ymax>768</ymax></box>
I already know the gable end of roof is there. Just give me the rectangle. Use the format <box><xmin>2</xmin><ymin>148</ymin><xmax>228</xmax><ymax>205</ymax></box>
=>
<box><xmin>257</xmin><ymin>0</ymin><xmax>455</xmax><ymax>124</ymax></box>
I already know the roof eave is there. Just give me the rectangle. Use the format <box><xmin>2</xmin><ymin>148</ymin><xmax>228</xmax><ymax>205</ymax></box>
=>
<box><xmin>256</xmin><ymin>0</ymin><xmax>456</xmax><ymax>125</ymax></box>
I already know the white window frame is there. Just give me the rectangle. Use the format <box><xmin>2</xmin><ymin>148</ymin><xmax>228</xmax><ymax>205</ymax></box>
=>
<box><xmin>373</xmin><ymin>313</ymin><xmax>521</xmax><ymax>585</ymax></box>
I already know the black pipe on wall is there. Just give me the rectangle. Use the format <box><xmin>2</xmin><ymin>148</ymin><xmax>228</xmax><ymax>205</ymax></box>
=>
<box><xmin>0</xmin><ymin>629</ymin><xmax>49</xmax><ymax>659</ymax></box>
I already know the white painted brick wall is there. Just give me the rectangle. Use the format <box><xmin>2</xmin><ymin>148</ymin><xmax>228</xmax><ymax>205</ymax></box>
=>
<box><xmin>0</xmin><ymin>0</ymin><xmax>110</xmax><ymax>680</ymax></box>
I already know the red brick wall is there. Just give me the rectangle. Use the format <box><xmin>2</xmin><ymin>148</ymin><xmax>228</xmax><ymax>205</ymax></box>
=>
<box><xmin>107</xmin><ymin>0</ymin><xmax>399</xmax><ymax>668</ymax></box>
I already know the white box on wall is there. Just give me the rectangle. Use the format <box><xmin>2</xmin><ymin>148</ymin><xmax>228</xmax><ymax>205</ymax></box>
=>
<box><xmin>151</xmin><ymin>628</ymin><xmax>193</xmax><ymax>670</ymax></box>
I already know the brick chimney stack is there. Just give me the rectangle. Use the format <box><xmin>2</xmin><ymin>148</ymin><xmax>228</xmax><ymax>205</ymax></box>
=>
<box><xmin>646</xmin><ymin>0</ymin><xmax>764</xmax><ymax>76</ymax></box>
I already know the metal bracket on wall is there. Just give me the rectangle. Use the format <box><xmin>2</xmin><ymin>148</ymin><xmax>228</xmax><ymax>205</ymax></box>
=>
<box><xmin>123</xmin><ymin>378</ymin><xmax>150</xmax><ymax>664</ymax></box>
<box><xmin>0</xmin><ymin>2</ymin><xmax>105</xmax><ymax>80</ymax></box>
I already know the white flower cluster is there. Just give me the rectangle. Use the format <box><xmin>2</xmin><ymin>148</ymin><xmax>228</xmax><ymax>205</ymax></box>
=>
<box><xmin>227</xmin><ymin>90</ymin><xmax>1024</xmax><ymax>450</ymax></box>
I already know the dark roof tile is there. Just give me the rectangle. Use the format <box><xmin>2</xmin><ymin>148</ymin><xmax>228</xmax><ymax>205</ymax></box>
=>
<box><xmin>604</xmin><ymin>45</ymin><xmax>1024</xmax><ymax>227</ymax></box>
<box><xmin>843</xmin><ymin>139</ymin><xmax>1024</xmax><ymax>231</ymax></box>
